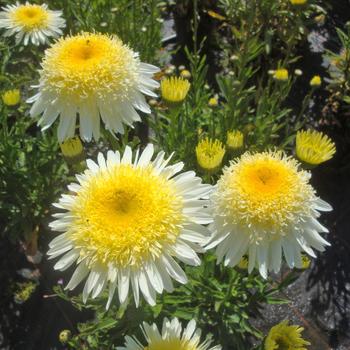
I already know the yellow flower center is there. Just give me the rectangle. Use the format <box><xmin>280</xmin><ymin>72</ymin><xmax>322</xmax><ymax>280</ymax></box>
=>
<box><xmin>70</xmin><ymin>164</ymin><xmax>183</xmax><ymax>268</ymax></box>
<box><xmin>12</xmin><ymin>5</ymin><xmax>49</xmax><ymax>31</ymax></box>
<box><xmin>216</xmin><ymin>153</ymin><xmax>313</xmax><ymax>240</ymax></box>
<box><xmin>144</xmin><ymin>339</ymin><xmax>197</xmax><ymax>350</ymax></box>
<box><xmin>42</xmin><ymin>33</ymin><xmax>138</xmax><ymax>103</ymax></box>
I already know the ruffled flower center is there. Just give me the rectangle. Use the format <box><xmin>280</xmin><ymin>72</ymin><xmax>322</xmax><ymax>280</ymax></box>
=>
<box><xmin>70</xmin><ymin>164</ymin><xmax>183</xmax><ymax>268</ymax></box>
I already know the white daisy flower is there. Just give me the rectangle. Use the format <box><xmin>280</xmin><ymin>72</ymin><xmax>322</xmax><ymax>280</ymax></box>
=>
<box><xmin>207</xmin><ymin>151</ymin><xmax>332</xmax><ymax>278</ymax></box>
<box><xmin>117</xmin><ymin>317</ymin><xmax>221</xmax><ymax>350</ymax></box>
<box><xmin>0</xmin><ymin>2</ymin><xmax>65</xmax><ymax>46</ymax></box>
<box><xmin>48</xmin><ymin>144</ymin><xmax>212</xmax><ymax>308</ymax></box>
<box><xmin>27</xmin><ymin>32</ymin><xmax>160</xmax><ymax>142</ymax></box>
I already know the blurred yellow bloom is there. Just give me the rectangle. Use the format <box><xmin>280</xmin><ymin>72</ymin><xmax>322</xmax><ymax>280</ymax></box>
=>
<box><xmin>265</xmin><ymin>320</ymin><xmax>310</xmax><ymax>350</ymax></box>
<box><xmin>14</xmin><ymin>281</ymin><xmax>36</xmax><ymax>304</ymax></box>
<box><xmin>226</xmin><ymin>130</ymin><xmax>244</xmax><ymax>151</ymax></box>
<box><xmin>196</xmin><ymin>137</ymin><xmax>225</xmax><ymax>173</ymax></box>
<box><xmin>2</xmin><ymin>89</ymin><xmax>20</xmax><ymax>106</ymax></box>
<box><xmin>60</xmin><ymin>136</ymin><xmax>84</xmax><ymax>160</ymax></box>
<box><xmin>274</xmin><ymin>69</ymin><xmax>289</xmax><ymax>81</ymax></box>
<box><xmin>59</xmin><ymin>330</ymin><xmax>71</xmax><ymax>344</ymax></box>
<box><xmin>237</xmin><ymin>256</ymin><xmax>248</xmax><ymax>269</ymax></box>
<box><xmin>180</xmin><ymin>69</ymin><xmax>191</xmax><ymax>79</ymax></box>
<box><xmin>301</xmin><ymin>255</ymin><xmax>311</xmax><ymax>269</ymax></box>
<box><xmin>290</xmin><ymin>0</ymin><xmax>307</xmax><ymax>5</ymax></box>
<box><xmin>208</xmin><ymin>97</ymin><xmax>218</xmax><ymax>107</ymax></box>
<box><xmin>314</xmin><ymin>14</ymin><xmax>326</xmax><ymax>25</ymax></box>
<box><xmin>296</xmin><ymin>130</ymin><xmax>336</xmax><ymax>166</ymax></box>
<box><xmin>310</xmin><ymin>75</ymin><xmax>322</xmax><ymax>87</ymax></box>
<box><xmin>161</xmin><ymin>76</ymin><xmax>190</xmax><ymax>104</ymax></box>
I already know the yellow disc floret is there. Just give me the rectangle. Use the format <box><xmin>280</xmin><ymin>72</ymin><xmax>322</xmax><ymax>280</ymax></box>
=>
<box><xmin>42</xmin><ymin>33</ymin><xmax>139</xmax><ymax>103</ymax></box>
<box><xmin>11</xmin><ymin>4</ymin><xmax>49</xmax><ymax>31</ymax></box>
<box><xmin>161</xmin><ymin>76</ymin><xmax>190</xmax><ymax>104</ymax></box>
<box><xmin>265</xmin><ymin>320</ymin><xmax>310</xmax><ymax>350</ymax></box>
<box><xmin>70</xmin><ymin>164</ymin><xmax>183</xmax><ymax>268</ymax></box>
<box><xmin>215</xmin><ymin>152</ymin><xmax>314</xmax><ymax>241</ymax></box>
<box><xmin>296</xmin><ymin>130</ymin><xmax>336</xmax><ymax>166</ymax></box>
<box><xmin>196</xmin><ymin>137</ymin><xmax>225</xmax><ymax>173</ymax></box>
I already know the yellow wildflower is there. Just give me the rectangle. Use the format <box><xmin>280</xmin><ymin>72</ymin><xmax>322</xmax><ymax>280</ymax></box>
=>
<box><xmin>2</xmin><ymin>89</ymin><xmax>20</xmax><ymax>106</ymax></box>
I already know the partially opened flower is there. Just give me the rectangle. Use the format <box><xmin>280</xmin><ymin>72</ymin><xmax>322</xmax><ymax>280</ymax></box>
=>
<box><xmin>226</xmin><ymin>130</ymin><xmax>244</xmax><ymax>152</ymax></box>
<box><xmin>28</xmin><ymin>32</ymin><xmax>160</xmax><ymax>142</ymax></box>
<box><xmin>2</xmin><ymin>89</ymin><xmax>20</xmax><ymax>106</ymax></box>
<box><xmin>296</xmin><ymin>130</ymin><xmax>336</xmax><ymax>166</ymax></box>
<box><xmin>265</xmin><ymin>320</ymin><xmax>310</xmax><ymax>350</ymax></box>
<box><xmin>196</xmin><ymin>138</ymin><xmax>225</xmax><ymax>174</ymax></box>
<box><xmin>207</xmin><ymin>151</ymin><xmax>332</xmax><ymax>278</ymax></box>
<box><xmin>0</xmin><ymin>2</ymin><xmax>65</xmax><ymax>46</ymax></box>
<box><xmin>117</xmin><ymin>318</ymin><xmax>221</xmax><ymax>350</ymax></box>
<box><xmin>48</xmin><ymin>144</ymin><xmax>212</xmax><ymax>308</ymax></box>
<box><xmin>309</xmin><ymin>75</ymin><xmax>321</xmax><ymax>87</ymax></box>
<box><xmin>273</xmin><ymin>69</ymin><xmax>289</xmax><ymax>81</ymax></box>
<box><xmin>161</xmin><ymin>76</ymin><xmax>190</xmax><ymax>105</ymax></box>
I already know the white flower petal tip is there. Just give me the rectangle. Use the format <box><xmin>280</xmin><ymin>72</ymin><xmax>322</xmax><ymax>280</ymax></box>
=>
<box><xmin>47</xmin><ymin>145</ymin><xmax>213</xmax><ymax>308</ymax></box>
<box><xmin>117</xmin><ymin>317</ymin><xmax>221</xmax><ymax>350</ymax></box>
<box><xmin>27</xmin><ymin>32</ymin><xmax>160</xmax><ymax>142</ymax></box>
<box><xmin>207</xmin><ymin>151</ymin><xmax>331</xmax><ymax>278</ymax></box>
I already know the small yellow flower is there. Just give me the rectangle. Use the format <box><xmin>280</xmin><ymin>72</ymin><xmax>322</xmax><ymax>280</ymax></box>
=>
<box><xmin>296</xmin><ymin>130</ymin><xmax>336</xmax><ymax>166</ymax></box>
<box><xmin>60</xmin><ymin>137</ymin><xmax>84</xmax><ymax>162</ymax></box>
<box><xmin>301</xmin><ymin>254</ymin><xmax>311</xmax><ymax>269</ymax></box>
<box><xmin>180</xmin><ymin>69</ymin><xmax>191</xmax><ymax>79</ymax></box>
<box><xmin>226</xmin><ymin>130</ymin><xmax>244</xmax><ymax>151</ymax></box>
<box><xmin>161</xmin><ymin>76</ymin><xmax>190</xmax><ymax>105</ymax></box>
<box><xmin>59</xmin><ymin>330</ymin><xmax>71</xmax><ymax>344</ymax></box>
<box><xmin>265</xmin><ymin>320</ymin><xmax>310</xmax><ymax>350</ymax></box>
<box><xmin>196</xmin><ymin>137</ymin><xmax>225</xmax><ymax>173</ymax></box>
<box><xmin>208</xmin><ymin>97</ymin><xmax>218</xmax><ymax>107</ymax></box>
<box><xmin>290</xmin><ymin>0</ymin><xmax>307</xmax><ymax>5</ymax></box>
<box><xmin>274</xmin><ymin>69</ymin><xmax>289</xmax><ymax>81</ymax></box>
<box><xmin>2</xmin><ymin>89</ymin><xmax>20</xmax><ymax>106</ymax></box>
<box><xmin>310</xmin><ymin>75</ymin><xmax>322</xmax><ymax>87</ymax></box>
<box><xmin>314</xmin><ymin>14</ymin><xmax>326</xmax><ymax>25</ymax></box>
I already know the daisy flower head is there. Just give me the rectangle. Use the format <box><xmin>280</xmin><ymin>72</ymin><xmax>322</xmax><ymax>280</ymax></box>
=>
<box><xmin>117</xmin><ymin>317</ymin><xmax>221</xmax><ymax>350</ymax></box>
<box><xmin>207</xmin><ymin>151</ymin><xmax>332</xmax><ymax>278</ymax></box>
<box><xmin>265</xmin><ymin>320</ymin><xmax>310</xmax><ymax>350</ymax></box>
<box><xmin>0</xmin><ymin>2</ymin><xmax>65</xmax><ymax>46</ymax></box>
<box><xmin>48</xmin><ymin>144</ymin><xmax>212</xmax><ymax>308</ymax></box>
<box><xmin>28</xmin><ymin>32</ymin><xmax>160</xmax><ymax>142</ymax></box>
